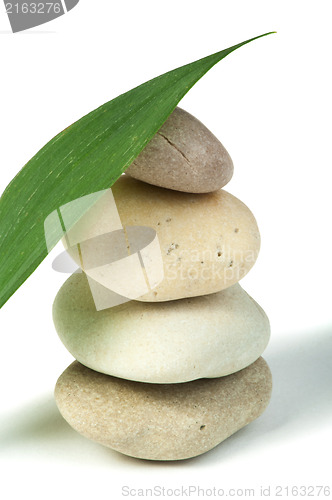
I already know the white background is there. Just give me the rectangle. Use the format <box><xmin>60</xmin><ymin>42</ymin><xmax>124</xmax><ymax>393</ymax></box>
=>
<box><xmin>1</xmin><ymin>1</ymin><xmax>332</xmax><ymax>499</ymax></box>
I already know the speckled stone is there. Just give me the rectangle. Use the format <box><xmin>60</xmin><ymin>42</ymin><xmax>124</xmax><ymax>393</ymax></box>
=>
<box><xmin>53</xmin><ymin>273</ymin><xmax>270</xmax><ymax>383</ymax></box>
<box><xmin>54</xmin><ymin>357</ymin><xmax>272</xmax><ymax>461</ymax></box>
<box><xmin>64</xmin><ymin>176</ymin><xmax>261</xmax><ymax>302</ymax></box>
<box><xmin>125</xmin><ymin>107</ymin><xmax>234</xmax><ymax>193</ymax></box>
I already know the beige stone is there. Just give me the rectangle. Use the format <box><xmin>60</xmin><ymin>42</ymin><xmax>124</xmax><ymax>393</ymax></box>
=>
<box><xmin>64</xmin><ymin>176</ymin><xmax>260</xmax><ymax>302</ymax></box>
<box><xmin>53</xmin><ymin>273</ymin><xmax>270</xmax><ymax>383</ymax></box>
<box><xmin>125</xmin><ymin>107</ymin><xmax>233</xmax><ymax>193</ymax></box>
<box><xmin>54</xmin><ymin>358</ymin><xmax>272</xmax><ymax>461</ymax></box>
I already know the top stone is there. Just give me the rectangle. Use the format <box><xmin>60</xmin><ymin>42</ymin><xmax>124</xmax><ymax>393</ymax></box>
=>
<box><xmin>125</xmin><ymin>107</ymin><xmax>234</xmax><ymax>193</ymax></box>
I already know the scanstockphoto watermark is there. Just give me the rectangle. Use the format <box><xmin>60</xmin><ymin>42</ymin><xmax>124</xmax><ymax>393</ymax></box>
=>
<box><xmin>121</xmin><ymin>485</ymin><xmax>332</xmax><ymax>498</ymax></box>
<box><xmin>166</xmin><ymin>245</ymin><xmax>257</xmax><ymax>283</ymax></box>
<box><xmin>3</xmin><ymin>0</ymin><xmax>79</xmax><ymax>32</ymax></box>
<box><xmin>121</xmin><ymin>485</ymin><xmax>255</xmax><ymax>497</ymax></box>
<box><xmin>44</xmin><ymin>188</ymin><xmax>165</xmax><ymax>312</ymax></box>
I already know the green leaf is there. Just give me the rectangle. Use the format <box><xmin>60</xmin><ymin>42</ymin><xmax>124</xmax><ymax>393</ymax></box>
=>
<box><xmin>0</xmin><ymin>32</ymin><xmax>275</xmax><ymax>309</ymax></box>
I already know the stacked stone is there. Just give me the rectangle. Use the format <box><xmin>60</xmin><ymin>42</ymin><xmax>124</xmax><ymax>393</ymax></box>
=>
<box><xmin>53</xmin><ymin>107</ymin><xmax>272</xmax><ymax>461</ymax></box>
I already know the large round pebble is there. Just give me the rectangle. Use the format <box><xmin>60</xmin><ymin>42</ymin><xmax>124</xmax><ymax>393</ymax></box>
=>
<box><xmin>125</xmin><ymin>107</ymin><xmax>234</xmax><ymax>193</ymax></box>
<box><xmin>53</xmin><ymin>273</ymin><xmax>270</xmax><ymax>383</ymax></box>
<box><xmin>64</xmin><ymin>176</ymin><xmax>260</xmax><ymax>302</ymax></box>
<box><xmin>54</xmin><ymin>357</ymin><xmax>272</xmax><ymax>461</ymax></box>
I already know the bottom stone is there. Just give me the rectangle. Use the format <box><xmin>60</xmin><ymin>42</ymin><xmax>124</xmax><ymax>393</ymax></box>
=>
<box><xmin>54</xmin><ymin>358</ymin><xmax>272</xmax><ymax>461</ymax></box>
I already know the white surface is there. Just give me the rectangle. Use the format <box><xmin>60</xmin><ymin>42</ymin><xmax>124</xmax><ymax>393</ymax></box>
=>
<box><xmin>1</xmin><ymin>1</ymin><xmax>332</xmax><ymax>499</ymax></box>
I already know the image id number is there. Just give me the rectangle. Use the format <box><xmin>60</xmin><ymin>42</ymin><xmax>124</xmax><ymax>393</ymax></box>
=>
<box><xmin>275</xmin><ymin>485</ymin><xmax>331</xmax><ymax>496</ymax></box>
<box><xmin>5</xmin><ymin>3</ymin><xmax>62</xmax><ymax>14</ymax></box>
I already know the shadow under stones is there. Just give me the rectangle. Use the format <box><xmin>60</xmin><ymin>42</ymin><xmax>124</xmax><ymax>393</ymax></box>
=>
<box><xmin>199</xmin><ymin>324</ymin><xmax>332</xmax><ymax>464</ymax></box>
<box><xmin>0</xmin><ymin>395</ymin><xmax>72</xmax><ymax>450</ymax></box>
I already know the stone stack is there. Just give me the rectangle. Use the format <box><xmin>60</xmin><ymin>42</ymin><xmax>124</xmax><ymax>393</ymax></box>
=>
<box><xmin>53</xmin><ymin>107</ymin><xmax>272</xmax><ymax>461</ymax></box>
